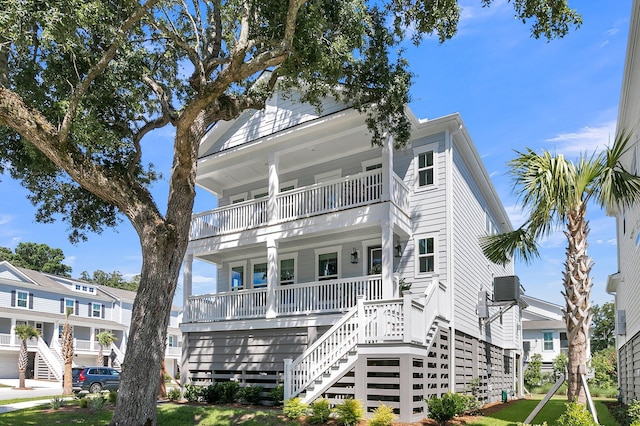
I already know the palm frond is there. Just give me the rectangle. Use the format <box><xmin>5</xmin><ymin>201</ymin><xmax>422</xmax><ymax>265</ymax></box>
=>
<box><xmin>596</xmin><ymin>130</ymin><xmax>640</xmax><ymax>210</ymax></box>
<box><xmin>479</xmin><ymin>227</ymin><xmax>540</xmax><ymax>266</ymax></box>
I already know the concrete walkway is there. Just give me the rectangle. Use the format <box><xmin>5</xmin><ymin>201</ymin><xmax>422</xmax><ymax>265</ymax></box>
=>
<box><xmin>0</xmin><ymin>379</ymin><xmax>64</xmax><ymax>414</ymax></box>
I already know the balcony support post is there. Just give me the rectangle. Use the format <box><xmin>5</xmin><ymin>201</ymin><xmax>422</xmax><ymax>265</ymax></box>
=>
<box><xmin>266</xmin><ymin>237</ymin><xmax>278</xmax><ymax>318</ymax></box>
<box><xmin>268</xmin><ymin>153</ymin><xmax>280</xmax><ymax>225</ymax></box>
<box><xmin>381</xmin><ymin>134</ymin><xmax>393</xmax><ymax>202</ymax></box>
<box><xmin>382</xmin><ymin>134</ymin><xmax>395</xmax><ymax>300</ymax></box>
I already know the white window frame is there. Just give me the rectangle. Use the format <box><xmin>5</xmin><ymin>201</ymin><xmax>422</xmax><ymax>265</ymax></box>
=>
<box><xmin>314</xmin><ymin>169</ymin><xmax>342</xmax><ymax>184</ymax></box>
<box><xmin>65</xmin><ymin>298</ymin><xmax>75</xmax><ymax>315</ymax></box>
<box><xmin>414</xmin><ymin>234</ymin><xmax>437</xmax><ymax>277</ymax></box>
<box><xmin>543</xmin><ymin>331</ymin><xmax>554</xmax><ymax>351</ymax></box>
<box><xmin>280</xmin><ymin>254</ymin><xmax>298</xmax><ymax>286</ymax></box>
<box><xmin>279</xmin><ymin>179</ymin><xmax>298</xmax><ymax>192</ymax></box>
<box><xmin>315</xmin><ymin>246</ymin><xmax>341</xmax><ymax>281</ymax></box>
<box><xmin>413</xmin><ymin>145</ymin><xmax>437</xmax><ymax>191</ymax></box>
<box><xmin>229</xmin><ymin>261</ymin><xmax>246</xmax><ymax>291</ymax></box>
<box><xmin>16</xmin><ymin>290</ymin><xmax>28</xmax><ymax>309</ymax></box>
<box><xmin>361</xmin><ymin>159</ymin><xmax>382</xmax><ymax>172</ymax></box>
<box><xmin>91</xmin><ymin>302</ymin><xmax>102</xmax><ymax>318</ymax></box>
<box><xmin>230</xmin><ymin>193</ymin><xmax>248</xmax><ymax>204</ymax></box>
<box><xmin>250</xmin><ymin>258</ymin><xmax>268</xmax><ymax>289</ymax></box>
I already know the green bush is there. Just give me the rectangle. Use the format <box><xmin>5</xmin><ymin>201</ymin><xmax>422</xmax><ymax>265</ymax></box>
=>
<box><xmin>524</xmin><ymin>354</ymin><xmax>544</xmax><ymax>388</ymax></box>
<box><xmin>167</xmin><ymin>387</ymin><xmax>181</xmax><ymax>401</ymax></box>
<box><xmin>89</xmin><ymin>396</ymin><xmax>107</xmax><ymax>413</ymax></box>
<box><xmin>270</xmin><ymin>384</ymin><xmax>284</xmax><ymax>405</ymax></box>
<box><xmin>628</xmin><ymin>400</ymin><xmax>640</xmax><ymax>424</ymax></box>
<box><xmin>283</xmin><ymin>397</ymin><xmax>309</xmax><ymax>420</ymax></box>
<box><xmin>79</xmin><ymin>397</ymin><xmax>89</xmax><ymax>408</ymax></box>
<box><xmin>334</xmin><ymin>398</ymin><xmax>364</xmax><ymax>426</ymax></box>
<box><xmin>184</xmin><ymin>383</ymin><xmax>203</xmax><ymax>402</ymax></box>
<box><xmin>557</xmin><ymin>402</ymin><xmax>598</xmax><ymax>426</ymax></box>
<box><xmin>239</xmin><ymin>385</ymin><xmax>263</xmax><ymax>405</ymax></box>
<box><xmin>369</xmin><ymin>403</ymin><xmax>396</xmax><ymax>426</ymax></box>
<box><xmin>219</xmin><ymin>381</ymin><xmax>239</xmax><ymax>403</ymax></box>
<box><xmin>426</xmin><ymin>393</ymin><xmax>468</xmax><ymax>425</ymax></box>
<box><xmin>108</xmin><ymin>390</ymin><xmax>117</xmax><ymax>404</ymax></box>
<box><xmin>49</xmin><ymin>396</ymin><xmax>65</xmax><ymax>410</ymax></box>
<box><xmin>309</xmin><ymin>398</ymin><xmax>331</xmax><ymax>424</ymax></box>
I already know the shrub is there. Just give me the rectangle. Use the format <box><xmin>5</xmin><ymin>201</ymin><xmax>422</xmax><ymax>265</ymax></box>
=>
<box><xmin>524</xmin><ymin>354</ymin><xmax>543</xmax><ymax>388</ymax></box>
<box><xmin>108</xmin><ymin>390</ymin><xmax>117</xmax><ymax>404</ymax></box>
<box><xmin>369</xmin><ymin>403</ymin><xmax>396</xmax><ymax>426</ymax></box>
<box><xmin>184</xmin><ymin>383</ymin><xmax>203</xmax><ymax>402</ymax></box>
<box><xmin>50</xmin><ymin>396</ymin><xmax>65</xmax><ymax>410</ymax></box>
<box><xmin>167</xmin><ymin>387</ymin><xmax>181</xmax><ymax>401</ymax></box>
<box><xmin>628</xmin><ymin>400</ymin><xmax>640</xmax><ymax>424</ymax></box>
<box><xmin>426</xmin><ymin>393</ymin><xmax>468</xmax><ymax>426</ymax></box>
<box><xmin>557</xmin><ymin>402</ymin><xmax>598</xmax><ymax>426</ymax></box>
<box><xmin>89</xmin><ymin>396</ymin><xmax>107</xmax><ymax>413</ymax></box>
<box><xmin>79</xmin><ymin>397</ymin><xmax>89</xmax><ymax>408</ymax></box>
<box><xmin>218</xmin><ymin>381</ymin><xmax>239</xmax><ymax>403</ymax></box>
<box><xmin>334</xmin><ymin>398</ymin><xmax>364</xmax><ymax>426</ymax></box>
<box><xmin>553</xmin><ymin>353</ymin><xmax>568</xmax><ymax>380</ymax></box>
<box><xmin>270</xmin><ymin>384</ymin><xmax>284</xmax><ymax>405</ymax></box>
<box><xmin>309</xmin><ymin>398</ymin><xmax>331</xmax><ymax>424</ymax></box>
<box><xmin>239</xmin><ymin>385</ymin><xmax>263</xmax><ymax>405</ymax></box>
<box><xmin>283</xmin><ymin>397</ymin><xmax>309</xmax><ymax>420</ymax></box>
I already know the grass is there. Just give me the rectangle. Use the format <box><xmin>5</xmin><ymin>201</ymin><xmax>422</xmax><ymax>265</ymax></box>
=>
<box><xmin>0</xmin><ymin>395</ymin><xmax>69</xmax><ymax>405</ymax></box>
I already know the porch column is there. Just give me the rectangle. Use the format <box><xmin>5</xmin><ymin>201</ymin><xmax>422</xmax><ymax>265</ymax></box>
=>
<box><xmin>382</xmin><ymin>214</ymin><xmax>394</xmax><ymax>299</ymax></box>
<box><xmin>268</xmin><ymin>152</ymin><xmax>280</xmax><ymax>225</ymax></box>
<box><xmin>266</xmin><ymin>237</ymin><xmax>278</xmax><ymax>318</ymax></box>
<box><xmin>9</xmin><ymin>318</ymin><xmax>16</xmax><ymax>347</ymax></box>
<box><xmin>182</xmin><ymin>253</ymin><xmax>193</xmax><ymax>308</ymax></box>
<box><xmin>381</xmin><ymin>134</ymin><xmax>393</xmax><ymax>202</ymax></box>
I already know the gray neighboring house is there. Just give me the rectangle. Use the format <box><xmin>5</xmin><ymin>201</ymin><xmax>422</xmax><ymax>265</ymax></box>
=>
<box><xmin>0</xmin><ymin>261</ymin><xmax>182</xmax><ymax>381</ymax></box>
<box><xmin>180</xmin><ymin>92</ymin><xmax>524</xmax><ymax>422</ymax></box>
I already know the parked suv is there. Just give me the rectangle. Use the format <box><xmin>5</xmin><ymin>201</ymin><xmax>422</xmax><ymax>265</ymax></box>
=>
<box><xmin>73</xmin><ymin>366</ymin><xmax>120</xmax><ymax>393</ymax></box>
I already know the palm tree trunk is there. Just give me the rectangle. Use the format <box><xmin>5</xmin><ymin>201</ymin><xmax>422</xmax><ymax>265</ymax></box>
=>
<box><xmin>18</xmin><ymin>340</ymin><xmax>27</xmax><ymax>389</ymax></box>
<box><xmin>562</xmin><ymin>208</ymin><xmax>592</xmax><ymax>404</ymax></box>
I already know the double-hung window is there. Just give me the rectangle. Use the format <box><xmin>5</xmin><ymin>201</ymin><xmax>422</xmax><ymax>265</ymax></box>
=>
<box><xmin>417</xmin><ymin>237</ymin><xmax>435</xmax><ymax>274</ymax></box>
<box><xmin>65</xmin><ymin>298</ymin><xmax>75</xmax><ymax>315</ymax></box>
<box><xmin>16</xmin><ymin>290</ymin><xmax>28</xmax><ymax>308</ymax></box>
<box><xmin>230</xmin><ymin>265</ymin><xmax>244</xmax><ymax>291</ymax></box>
<box><xmin>317</xmin><ymin>251</ymin><xmax>339</xmax><ymax>281</ymax></box>
<box><xmin>543</xmin><ymin>331</ymin><xmax>554</xmax><ymax>351</ymax></box>
<box><xmin>92</xmin><ymin>303</ymin><xmax>102</xmax><ymax>318</ymax></box>
<box><xmin>253</xmin><ymin>262</ymin><xmax>268</xmax><ymax>288</ymax></box>
<box><xmin>417</xmin><ymin>151</ymin><xmax>434</xmax><ymax>187</ymax></box>
<box><xmin>280</xmin><ymin>258</ymin><xmax>295</xmax><ymax>285</ymax></box>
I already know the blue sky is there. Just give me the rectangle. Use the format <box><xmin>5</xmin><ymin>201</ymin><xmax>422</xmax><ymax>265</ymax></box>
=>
<box><xmin>0</xmin><ymin>0</ymin><xmax>631</xmax><ymax>307</ymax></box>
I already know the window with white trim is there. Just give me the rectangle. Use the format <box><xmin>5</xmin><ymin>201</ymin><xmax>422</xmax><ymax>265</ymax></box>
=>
<box><xmin>417</xmin><ymin>237</ymin><xmax>435</xmax><ymax>274</ymax></box>
<box><xmin>362</xmin><ymin>159</ymin><xmax>382</xmax><ymax>172</ymax></box>
<box><xmin>230</xmin><ymin>263</ymin><xmax>245</xmax><ymax>291</ymax></box>
<box><xmin>252</xmin><ymin>262</ymin><xmax>268</xmax><ymax>288</ymax></box>
<box><xmin>65</xmin><ymin>298</ymin><xmax>75</xmax><ymax>315</ymax></box>
<box><xmin>543</xmin><ymin>331</ymin><xmax>554</xmax><ymax>351</ymax></box>
<box><xmin>417</xmin><ymin>151</ymin><xmax>434</xmax><ymax>187</ymax></box>
<box><xmin>92</xmin><ymin>302</ymin><xmax>102</xmax><ymax>318</ymax></box>
<box><xmin>16</xmin><ymin>290</ymin><xmax>28</xmax><ymax>308</ymax></box>
<box><xmin>230</xmin><ymin>193</ymin><xmax>247</xmax><ymax>204</ymax></box>
<box><xmin>280</xmin><ymin>258</ymin><xmax>295</xmax><ymax>285</ymax></box>
<box><xmin>316</xmin><ymin>248</ymin><xmax>340</xmax><ymax>281</ymax></box>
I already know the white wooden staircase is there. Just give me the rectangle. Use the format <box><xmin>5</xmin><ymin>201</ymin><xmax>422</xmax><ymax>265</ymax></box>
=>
<box><xmin>284</xmin><ymin>283</ymin><xmax>445</xmax><ymax>403</ymax></box>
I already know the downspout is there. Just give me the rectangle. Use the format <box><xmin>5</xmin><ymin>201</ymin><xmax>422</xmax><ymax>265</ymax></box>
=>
<box><xmin>445</xmin><ymin>129</ymin><xmax>456</xmax><ymax>393</ymax></box>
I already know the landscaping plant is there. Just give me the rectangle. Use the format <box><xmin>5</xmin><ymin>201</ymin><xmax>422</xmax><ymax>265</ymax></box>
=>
<box><xmin>309</xmin><ymin>398</ymin><xmax>331</xmax><ymax>424</ymax></box>
<box><xmin>426</xmin><ymin>392</ymin><xmax>468</xmax><ymax>426</ymax></box>
<box><xmin>334</xmin><ymin>398</ymin><xmax>364</xmax><ymax>426</ymax></box>
<box><xmin>283</xmin><ymin>397</ymin><xmax>309</xmax><ymax>420</ymax></box>
<box><xmin>557</xmin><ymin>402</ymin><xmax>598</xmax><ymax>426</ymax></box>
<box><xmin>369</xmin><ymin>403</ymin><xmax>396</xmax><ymax>426</ymax></box>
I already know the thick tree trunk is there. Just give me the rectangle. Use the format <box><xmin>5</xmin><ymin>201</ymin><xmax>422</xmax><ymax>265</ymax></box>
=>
<box><xmin>562</xmin><ymin>208</ymin><xmax>592</xmax><ymax>405</ymax></box>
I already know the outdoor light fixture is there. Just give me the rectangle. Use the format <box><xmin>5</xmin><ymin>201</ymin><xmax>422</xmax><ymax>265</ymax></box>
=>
<box><xmin>395</xmin><ymin>243</ymin><xmax>402</xmax><ymax>258</ymax></box>
<box><xmin>351</xmin><ymin>248</ymin><xmax>359</xmax><ymax>264</ymax></box>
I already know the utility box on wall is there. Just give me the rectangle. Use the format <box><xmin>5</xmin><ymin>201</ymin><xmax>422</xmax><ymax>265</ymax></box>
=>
<box><xmin>493</xmin><ymin>276</ymin><xmax>521</xmax><ymax>302</ymax></box>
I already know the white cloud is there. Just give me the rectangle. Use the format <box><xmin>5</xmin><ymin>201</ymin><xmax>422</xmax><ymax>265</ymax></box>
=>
<box><xmin>65</xmin><ymin>256</ymin><xmax>76</xmax><ymax>266</ymax></box>
<box><xmin>192</xmin><ymin>274</ymin><xmax>214</xmax><ymax>284</ymax></box>
<box><xmin>545</xmin><ymin>120</ymin><xmax>616</xmax><ymax>155</ymax></box>
<box><xmin>504</xmin><ymin>203</ymin><xmax>529</xmax><ymax>228</ymax></box>
<box><xmin>0</xmin><ymin>215</ymin><xmax>12</xmax><ymax>226</ymax></box>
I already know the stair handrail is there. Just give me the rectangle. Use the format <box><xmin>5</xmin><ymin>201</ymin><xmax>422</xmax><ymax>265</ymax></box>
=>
<box><xmin>285</xmin><ymin>301</ymin><xmax>366</xmax><ymax>400</ymax></box>
<box><xmin>36</xmin><ymin>337</ymin><xmax>62</xmax><ymax>380</ymax></box>
<box><xmin>110</xmin><ymin>343</ymin><xmax>125</xmax><ymax>367</ymax></box>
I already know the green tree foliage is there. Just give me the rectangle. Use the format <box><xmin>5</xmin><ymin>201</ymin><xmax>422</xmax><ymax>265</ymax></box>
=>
<box><xmin>590</xmin><ymin>302</ymin><xmax>615</xmax><ymax>353</ymax></box>
<box><xmin>589</xmin><ymin>346</ymin><xmax>617</xmax><ymax>389</ymax></box>
<box><xmin>96</xmin><ymin>330</ymin><xmax>118</xmax><ymax>366</ymax></box>
<box><xmin>553</xmin><ymin>352</ymin><xmax>568</xmax><ymax>380</ymax></box>
<box><xmin>0</xmin><ymin>242</ymin><xmax>71</xmax><ymax>276</ymax></box>
<box><xmin>481</xmin><ymin>133</ymin><xmax>640</xmax><ymax>404</ymax></box>
<box><xmin>80</xmin><ymin>270</ymin><xmax>140</xmax><ymax>291</ymax></box>
<box><xmin>0</xmin><ymin>0</ymin><xmax>581</xmax><ymax>423</ymax></box>
<box><xmin>524</xmin><ymin>353</ymin><xmax>543</xmax><ymax>389</ymax></box>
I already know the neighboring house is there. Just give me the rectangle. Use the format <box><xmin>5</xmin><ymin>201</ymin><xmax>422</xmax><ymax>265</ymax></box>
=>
<box><xmin>180</xmin><ymin>91</ymin><xmax>523</xmax><ymax>422</ymax></box>
<box><xmin>608</xmin><ymin>0</ymin><xmax>640</xmax><ymax>405</ymax></box>
<box><xmin>0</xmin><ymin>261</ymin><xmax>182</xmax><ymax>381</ymax></box>
<box><xmin>520</xmin><ymin>295</ymin><xmax>569</xmax><ymax>375</ymax></box>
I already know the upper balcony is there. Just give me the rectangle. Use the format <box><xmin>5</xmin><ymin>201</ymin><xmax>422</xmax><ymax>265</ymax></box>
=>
<box><xmin>190</xmin><ymin>169</ymin><xmax>409</xmax><ymax>240</ymax></box>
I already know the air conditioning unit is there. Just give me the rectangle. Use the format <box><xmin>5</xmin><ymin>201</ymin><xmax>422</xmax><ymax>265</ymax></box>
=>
<box><xmin>493</xmin><ymin>276</ymin><xmax>521</xmax><ymax>302</ymax></box>
<box><xmin>523</xmin><ymin>341</ymin><xmax>530</xmax><ymax>351</ymax></box>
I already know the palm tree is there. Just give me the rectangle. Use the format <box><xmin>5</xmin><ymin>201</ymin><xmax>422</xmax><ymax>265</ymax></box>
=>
<box><xmin>14</xmin><ymin>324</ymin><xmax>39</xmax><ymax>389</ymax></box>
<box><xmin>481</xmin><ymin>132</ymin><xmax>640</xmax><ymax>404</ymax></box>
<box><xmin>96</xmin><ymin>330</ymin><xmax>117</xmax><ymax>366</ymax></box>
<box><xmin>61</xmin><ymin>308</ymin><xmax>74</xmax><ymax>395</ymax></box>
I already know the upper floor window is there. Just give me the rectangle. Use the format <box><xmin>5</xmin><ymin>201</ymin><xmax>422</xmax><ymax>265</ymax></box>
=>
<box><xmin>92</xmin><ymin>303</ymin><xmax>103</xmax><ymax>318</ymax></box>
<box><xmin>362</xmin><ymin>159</ymin><xmax>382</xmax><ymax>172</ymax></box>
<box><xmin>369</xmin><ymin>246</ymin><xmax>382</xmax><ymax>275</ymax></box>
<box><xmin>16</xmin><ymin>290</ymin><xmax>28</xmax><ymax>308</ymax></box>
<box><xmin>168</xmin><ymin>334</ymin><xmax>180</xmax><ymax>347</ymax></box>
<box><xmin>230</xmin><ymin>264</ymin><xmax>244</xmax><ymax>291</ymax></box>
<box><xmin>318</xmin><ymin>251</ymin><xmax>338</xmax><ymax>281</ymax></box>
<box><xmin>417</xmin><ymin>237</ymin><xmax>435</xmax><ymax>274</ymax></box>
<box><xmin>543</xmin><ymin>331</ymin><xmax>554</xmax><ymax>351</ymax></box>
<box><xmin>253</xmin><ymin>262</ymin><xmax>268</xmax><ymax>288</ymax></box>
<box><xmin>65</xmin><ymin>298</ymin><xmax>75</xmax><ymax>315</ymax></box>
<box><xmin>417</xmin><ymin>151</ymin><xmax>434</xmax><ymax>187</ymax></box>
<box><xmin>280</xmin><ymin>258</ymin><xmax>295</xmax><ymax>285</ymax></box>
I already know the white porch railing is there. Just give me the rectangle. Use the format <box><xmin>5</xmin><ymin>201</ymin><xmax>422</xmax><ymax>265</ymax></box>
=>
<box><xmin>0</xmin><ymin>333</ymin><xmax>13</xmax><ymax>346</ymax></box>
<box><xmin>284</xmin><ymin>291</ymin><xmax>436</xmax><ymax>400</ymax></box>
<box><xmin>190</xmin><ymin>170</ymin><xmax>409</xmax><ymax>240</ymax></box>
<box><xmin>166</xmin><ymin>346</ymin><xmax>182</xmax><ymax>357</ymax></box>
<box><xmin>184</xmin><ymin>276</ymin><xmax>383</xmax><ymax>323</ymax></box>
<box><xmin>37</xmin><ymin>337</ymin><xmax>62</xmax><ymax>380</ymax></box>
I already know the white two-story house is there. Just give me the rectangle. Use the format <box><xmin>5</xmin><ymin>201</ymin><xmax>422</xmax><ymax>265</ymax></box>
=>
<box><xmin>179</xmin><ymin>92</ymin><xmax>523</xmax><ymax>421</ymax></box>
<box><xmin>521</xmin><ymin>295</ymin><xmax>568</xmax><ymax>374</ymax></box>
<box><xmin>0</xmin><ymin>261</ymin><xmax>182</xmax><ymax>381</ymax></box>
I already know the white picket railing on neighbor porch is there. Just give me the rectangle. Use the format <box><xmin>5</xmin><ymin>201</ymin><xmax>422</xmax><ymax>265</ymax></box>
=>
<box><xmin>184</xmin><ymin>276</ymin><xmax>384</xmax><ymax>323</ymax></box>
